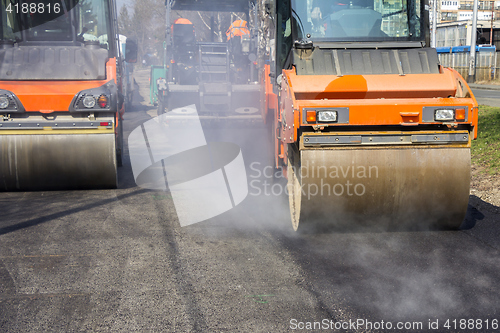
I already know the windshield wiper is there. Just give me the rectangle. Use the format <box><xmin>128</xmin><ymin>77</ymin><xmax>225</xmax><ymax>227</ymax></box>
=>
<box><xmin>291</xmin><ymin>8</ymin><xmax>305</xmax><ymax>37</ymax></box>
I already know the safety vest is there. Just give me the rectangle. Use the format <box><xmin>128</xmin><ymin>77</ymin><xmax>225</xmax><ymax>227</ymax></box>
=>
<box><xmin>226</xmin><ymin>20</ymin><xmax>250</xmax><ymax>41</ymax></box>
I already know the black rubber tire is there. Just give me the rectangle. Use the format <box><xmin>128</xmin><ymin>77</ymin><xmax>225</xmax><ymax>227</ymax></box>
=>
<box><xmin>116</xmin><ymin>115</ymin><xmax>124</xmax><ymax>167</ymax></box>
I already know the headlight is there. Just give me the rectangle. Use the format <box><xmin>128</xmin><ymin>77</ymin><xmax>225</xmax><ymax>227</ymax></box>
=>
<box><xmin>0</xmin><ymin>90</ymin><xmax>25</xmax><ymax>112</ymax></box>
<box><xmin>83</xmin><ymin>95</ymin><xmax>96</xmax><ymax>108</ymax></box>
<box><xmin>0</xmin><ymin>96</ymin><xmax>9</xmax><ymax>109</ymax></box>
<box><xmin>434</xmin><ymin>109</ymin><xmax>454</xmax><ymax>121</ymax></box>
<box><xmin>317</xmin><ymin>110</ymin><xmax>338</xmax><ymax>122</ymax></box>
<box><xmin>70</xmin><ymin>81</ymin><xmax>116</xmax><ymax>112</ymax></box>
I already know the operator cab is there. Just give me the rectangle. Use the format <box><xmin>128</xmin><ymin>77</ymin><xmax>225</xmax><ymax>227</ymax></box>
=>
<box><xmin>290</xmin><ymin>0</ymin><xmax>425</xmax><ymax>42</ymax></box>
<box><xmin>273</xmin><ymin>0</ymin><xmax>430</xmax><ymax>76</ymax></box>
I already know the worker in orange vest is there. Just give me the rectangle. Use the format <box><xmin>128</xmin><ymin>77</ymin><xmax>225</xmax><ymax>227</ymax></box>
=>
<box><xmin>226</xmin><ymin>20</ymin><xmax>250</xmax><ymax>41</ymax></box>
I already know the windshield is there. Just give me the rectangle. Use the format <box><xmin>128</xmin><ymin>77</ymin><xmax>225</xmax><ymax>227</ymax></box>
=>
<box><xmin>0</xmin><ymin>0</ymin><xmax>113</xmax><ymax>48</ymax></box>
<box><xmin>291</xmin><ymin>0</ymin><xmax>424</xmax><ymax>42</ymax></box>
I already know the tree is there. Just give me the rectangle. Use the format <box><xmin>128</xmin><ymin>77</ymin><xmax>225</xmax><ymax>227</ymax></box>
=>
<box><xmin>118</xmin><ymin>0</ymin><xmax>165</xmax><ymax>64</ymax></box>
<box><xmin>118</xmin><ymin>5</ymin><xmax>132</xmax><ymax>37</ymax></box>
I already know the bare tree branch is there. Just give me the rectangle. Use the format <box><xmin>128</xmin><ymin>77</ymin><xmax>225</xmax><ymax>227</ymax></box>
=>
<box><xmin>197</xmin><ymin>11</ymin><xmax>211</xmax><ymax>30</ymax></box>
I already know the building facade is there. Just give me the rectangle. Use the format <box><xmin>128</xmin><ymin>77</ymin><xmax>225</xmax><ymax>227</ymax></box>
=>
<box><xmin>437</xmin><ymin>0</ymin><xmax>500</xmax><ymax>23</ymax></box>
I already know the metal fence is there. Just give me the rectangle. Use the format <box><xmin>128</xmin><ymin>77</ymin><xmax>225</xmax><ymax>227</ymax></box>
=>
<box><xmin>438</xmin><ymin>51</ymin><xmax>500</xmax><ymax>82</ymax></box>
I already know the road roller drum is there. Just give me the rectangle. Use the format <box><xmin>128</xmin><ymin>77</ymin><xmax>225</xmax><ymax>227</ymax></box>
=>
<box><xmin>288</xmin><ymin>144</ymin><xmax>471</xmax><ymax>232</ymax></box>
<box><xmin>0</xmin><ymin>132</ymin><xmax>117</xmax><ymax>191</ymax></box>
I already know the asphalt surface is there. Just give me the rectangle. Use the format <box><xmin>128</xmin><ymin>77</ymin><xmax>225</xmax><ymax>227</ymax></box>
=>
<box><xmin>470</xmin><ymin>84</ymin><xmax>500</xmax><ymax>107</ymax></box>
<box><xmin>1</xmin><ymin>75</ymin><xmax>500</xmax><ymax>332</ymax></box>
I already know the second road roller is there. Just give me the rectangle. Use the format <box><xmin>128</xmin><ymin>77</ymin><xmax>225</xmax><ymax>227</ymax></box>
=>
<box><xmin>0</xmin><ymin>0</ymin><xmax>136</xmax><ymax>190</ymax></box>
<box><xmin>258</xmin><ymin>0</ymin><xmax>478</xmax><ymax>230</ymax></box>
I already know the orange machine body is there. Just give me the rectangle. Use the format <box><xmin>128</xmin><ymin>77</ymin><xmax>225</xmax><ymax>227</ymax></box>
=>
<box><xmin>0</xmin><ymin>59</ymin><xmax>124</xmax><ymax>134</ymax></box>
<box><xmin>278</xmin><ymin>66</ymin><xmax>478</xmax><ymax>141</ymax></box>
<box><xmin>270</xmin><ymin>65</ymin><xmax>479</xmax><ymax>171</ymax></box>
<box><xmin>0</xmin><ymin>59</ymin><xmax>119</xmax><ymax>113</ymax></box>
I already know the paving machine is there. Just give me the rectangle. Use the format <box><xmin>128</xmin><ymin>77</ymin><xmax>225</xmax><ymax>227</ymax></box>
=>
<box><xmin>0</xmin><ymin>0</ymin><xmax>137</xmax><ymax>190</ymax></box>
<box><xmin>154</xmin><ymin>0</ymin><xmax>260</xmax><ymax>120</ymax></box>
<box><xmin>259</xmin><ymin>0</ymin><xmax>478</xmax><ymax>230</ymax></box>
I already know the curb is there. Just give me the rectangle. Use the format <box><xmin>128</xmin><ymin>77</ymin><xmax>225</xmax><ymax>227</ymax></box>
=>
<box><xmin>468</xmin><ymin>84</ymin><xmax>500</xmax><ymax>91</ymax></box>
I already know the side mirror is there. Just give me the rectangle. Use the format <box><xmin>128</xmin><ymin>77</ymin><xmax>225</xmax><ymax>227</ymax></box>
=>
<box><xmin>125</xmin><ymin>38</ymin><xmax>138</xmax><ymax>63</ymax></box>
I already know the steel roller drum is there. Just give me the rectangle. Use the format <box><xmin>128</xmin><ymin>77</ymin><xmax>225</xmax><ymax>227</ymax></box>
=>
<box><xmin>0</xmin><ymin>133</ymin><xmax>117</xmax><ymax>191</ymax></box>
<box><xmin>288</xmin><ymin>146</ymin><xmax>471</xmax><ymax>232</ymax></box>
